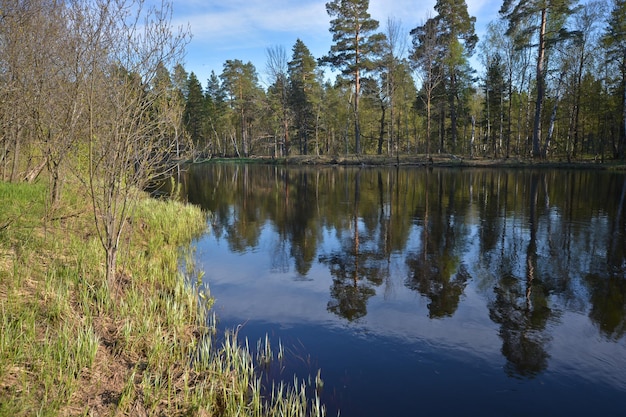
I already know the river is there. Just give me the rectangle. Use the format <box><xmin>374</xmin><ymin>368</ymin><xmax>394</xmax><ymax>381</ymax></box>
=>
<box><xmin>178</xmin><ymin>163</ymin><xmax>626</xmax><ymax>417</ymax></box>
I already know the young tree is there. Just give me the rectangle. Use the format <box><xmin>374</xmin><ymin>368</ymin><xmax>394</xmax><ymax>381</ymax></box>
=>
<box><xmin>82</xmin><ymin>0</ymin><xmax>189</xmax><ymax>289</ymax></box>
<box><xmin>480</xmin><ymin>19</ymin><xmax>530</xmax><ymax>157</ymax></box>
<box><xmin>32</xmin><ymin>0</ymin><xmax>85</xmax><ymax>203</ymax></box>
<box><xmin>205</xmin><ymin>71</ymin><xmax>229</xmax><ymax>156</ymax></box>
<box><xmin>0</xmin><ymin>0</ymin><xmax>59</xmax><ymax>183</ymax></box>
<box><xmin>484</xmin><ymin>54</ymin><xmax>507</xmax><ymax>157</ymax></box>
<box><xmin>322</xmin><ymin>0</ymin><xmax>385</xmax><ymax>154</ymax></box>
<box><xmin>152</xmin><ymin>62</ymin><xmax>187</xmax><ymax>173</ymax></box>
<box><xmin>172</xmin><ymin>63</ymin><xmax>189</xmax><ymax>99</ymax></box>
<box><xmin>184</xmin><ymin>72</ymin><xmax>206</xmax><ymax>153</ymax></box>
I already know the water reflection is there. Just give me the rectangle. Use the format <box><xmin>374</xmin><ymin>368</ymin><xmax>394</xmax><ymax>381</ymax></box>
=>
<box><xmin>180</xmin><ymin>163</ymin><xmax>626</xmax><ymax>415</ymax></box>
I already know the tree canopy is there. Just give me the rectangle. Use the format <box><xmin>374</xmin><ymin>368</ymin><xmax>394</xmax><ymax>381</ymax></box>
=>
<box><xmin>2</xmin><ymin>0</ymin><xmax>626</xmax><ymax>201</ymax></box>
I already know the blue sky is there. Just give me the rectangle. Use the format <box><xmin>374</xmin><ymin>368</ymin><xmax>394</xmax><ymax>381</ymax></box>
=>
<box><xmin>169</xmin><ymin>0</ymin><xmax>501</xmax><ymax>88</ymax></box>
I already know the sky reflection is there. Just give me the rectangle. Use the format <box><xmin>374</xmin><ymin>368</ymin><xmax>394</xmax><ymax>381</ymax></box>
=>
<box><xmin>185</xmin><ymin>164</ymin><xmax>626</xmax><ymax>416</ymax></box>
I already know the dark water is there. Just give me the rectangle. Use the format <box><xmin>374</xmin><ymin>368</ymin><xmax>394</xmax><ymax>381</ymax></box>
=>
<box><xmin>179</xmin><ymin>163</ymin><xmax>626</xmax><ymax>417</ymax></box>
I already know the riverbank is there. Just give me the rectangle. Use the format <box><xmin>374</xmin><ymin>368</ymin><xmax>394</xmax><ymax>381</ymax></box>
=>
<box><xmin>202</xmin><ymin>154</ymin><xmax>626</xmax><ymax>170</ymax></box>
<box><xmin>0</xmin><ymin>179</ymin><xmax>324</xmax><ymax>416</ymax></box>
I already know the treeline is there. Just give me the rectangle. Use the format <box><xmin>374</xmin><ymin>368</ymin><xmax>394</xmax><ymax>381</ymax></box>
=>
<box><xmin>180</xmin><ymin>0</ymin><xmax>626</xmax><ymax>161</ymax></box>
<box><xmin>1</xmin><ymin>0</ymin><xmax>626</xmax><ymax>188</ymax></box>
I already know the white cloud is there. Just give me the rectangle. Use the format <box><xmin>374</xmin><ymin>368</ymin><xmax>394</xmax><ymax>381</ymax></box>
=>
<box><xmin>173</xmin><ymin>0</ymin><xmax>328</xmax><ymax>45</ymax></box>
<box><xmin>369</xmin><ymin>0</ymin><xmax>436</xmax><ymax>27</ymax></box>
<box><xmin>172</xmin><ymin>0</ymin><xmax>500</xmax><ymax>82</ymax></box>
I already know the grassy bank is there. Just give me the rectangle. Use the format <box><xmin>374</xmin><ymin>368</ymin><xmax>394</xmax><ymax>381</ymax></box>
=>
<box><xmin>0</xmin><ymin>180</ymin><xmax>324</xmax><ymax>416</ymax></box>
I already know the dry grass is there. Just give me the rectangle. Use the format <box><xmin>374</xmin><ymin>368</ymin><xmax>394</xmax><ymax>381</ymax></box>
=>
<box><xmin>0</xmin><ymin>178</ymin><xmax>325</xmax><ymax>416</ymax></box>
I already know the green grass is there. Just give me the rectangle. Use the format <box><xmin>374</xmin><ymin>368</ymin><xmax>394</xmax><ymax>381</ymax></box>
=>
<box><xmin>0</xmin><ymin>178</ymin><xmax>326</xmax><ymax>416</ymax></box>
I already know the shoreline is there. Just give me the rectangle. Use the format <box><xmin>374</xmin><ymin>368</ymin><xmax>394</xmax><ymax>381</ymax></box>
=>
<box><xmin>0</xmin><ymin>181</ymin><xmax>324</xmax><ymax>416</ymax></box>
<box><xmin>192</xmin><ymin>154</ymin><xmax>626</xmax><ymax>170</ymax></box>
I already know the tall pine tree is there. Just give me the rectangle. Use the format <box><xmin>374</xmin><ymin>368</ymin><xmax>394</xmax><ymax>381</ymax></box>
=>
<box><xmin>322</xmin><ymin>0</ymin><xmax>385</xmax><ymax>154</ymax></box>
<box><xmin>434</xmin><ymin>0</ymin><xmax>478</xmax><ymax>152</ymax></box>
<box><xmin>500</xmin><ymin>0</ymin><xmax>579</xmax><ymax>158</ymax></box>
<box><xmin>220</xmin><ymin>60</ymin><xmax>260</xmax><ymax>157</ymax></box>
<box><xmin>288</xmin><ymin>39</ymin><xmax>319</xmax><ymax>155</ymax></box>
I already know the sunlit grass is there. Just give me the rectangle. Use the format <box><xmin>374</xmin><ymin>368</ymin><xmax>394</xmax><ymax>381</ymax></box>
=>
<box><xmin>0</xmin><ymin>178</ymin><xmax>326</xmax><ymax>416</ymax></box>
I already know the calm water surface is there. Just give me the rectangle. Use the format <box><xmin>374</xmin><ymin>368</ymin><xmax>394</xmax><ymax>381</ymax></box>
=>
<box><xmin>180</xmin><ymin>164</ymin><xmax>626</xmax><ymax>417</ymax></box>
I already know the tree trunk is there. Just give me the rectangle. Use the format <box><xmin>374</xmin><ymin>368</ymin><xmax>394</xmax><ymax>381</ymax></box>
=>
<box><xmin>439</xmin><ymin>104</ymin><xmax>445</xmax><ymax>154</ymax></box>
<box><xmin>10</xmin><ymin>127</ymin><xmax>20</xmax><ymax>183</ymax></box>
<box><xmin>49</xmin><ymin>162</ymin><xmax>62</xmax><ymax>206</ymax></box>
<box><xmin>105</xmin><ymin>245</ymin><xmax>117</xmax><ymax>290</ymax></box>
<box><xmin>389</xmin><ymin>81</ymin><xmax>395</xmax><ymax>156</ymax></box>
<box><xmin>470</xmin><ymin>115</ymin><xmax>475</xmax><ymax>158</ymax></box>
<box><xmin>449</xmin><ymin>73</ymin><xmax>458</xmax><ymax>153</ymax></box>
<box><xmin>283</xmin><ymin>87</ymin><xmax>290</xmax><ymax>156</ymax></box>
<box><xmin>378</xmin><ymin>103</ymin><xmax>386</xmax><ymax>155</ymax></box>
<box><xmin>571</xmin><ymin>46</ymin><xmax>585</xmax><ymax>159</ymax></box>
<box><xmin>543</xmin><ymin>72</ymin><xmax>565</xmax><ymax>158</ymax></box>
<box><xmin>354</xmin><ymin>33</ymin><xmax>361</xmax><ymax>155</ymax></box>
<box><xmin>426</xmin><ymin>87</ymin><xmax>432</xmax><ymax>157</ymax></box>
<box><xmin>532</xmin><ymin>7</ymin><xmax>547</xmax><ymax>158</ymax></box>
<box><xmin>24</xmin><ymin>158</ymin><xmax>46</xmax><ymax>183</ymax></box>
<box><xmin>354</xmin><ymin>75</ymin><xmax>361</xmax><ymax>154</ymax></box>
<box><xmin>620</xmin><ymin>51</ymin><xmax>626</xmax><ymax>159</ymax></box>
<box><xmin>241</xmin><ymin>110</ymin><xmax>248</xmax><ymax>157</ymax></box>
<box><xmin>506</xmin><ymin>65</ymin><xmax>513</xmax><ymax>158</ymax></box>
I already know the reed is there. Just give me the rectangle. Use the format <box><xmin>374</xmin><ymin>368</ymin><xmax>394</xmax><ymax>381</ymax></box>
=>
<box><xmin>0</xmin><ymin>178</ymin><xmax>326</xmax><ymax>416</ymax></box>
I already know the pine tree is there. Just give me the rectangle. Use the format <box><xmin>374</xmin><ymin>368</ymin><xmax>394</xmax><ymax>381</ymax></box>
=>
<box><xmin>205</xmin><ymin>71</ymin><xmax>228</xmax><ymax>156</ymax></box>
<box><xmin>484</xmin><ymin>54</ymin><xmax>506</xmax><ymax>157</ymax></box>
<box><xmin>266</xmin><ymin>45</ymin><xmax>290</xmax><ymax>156</ymax></box>
<box><xmin>322</xmin><ymin>0</ymin><xmax>385</xmax><ymax>154</ymax></box>
<box><xmin>434</xmin><ymin>0</ymin><xmax>478</xmax><ymax>152</ymax></box>
<box><xmin>220</xmin><ymin>60</ymin><xmax>261</xmax><ymax>157</ymax></box>
<box><xmin>288</xmin><ymin>39</ymin><xmax>318</xmax><ymax>155</ymax></box>
<box><xmin>184</xmin><ymin>72</ymin><xmax>205</xmax><ymax>151</ymax></box>
<box><xmin>500</xmin><ymin>0</ymin><xmax>579</xmax><ymax>158</ymax></box>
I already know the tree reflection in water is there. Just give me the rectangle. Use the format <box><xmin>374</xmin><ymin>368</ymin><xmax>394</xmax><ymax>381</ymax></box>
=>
<box><xmin>320</xmin><ymin>170</ymin><xmax>384</xmax><ymax>321</ymax></box>
<box><xmin>487</xmin><ymin>173</ymin><xmax>551</xmax><ymax>377</ymax></box>
<box><xmin>405</xmin><ymin>169</ymin><xmax>469</xmax><ymax>318</ymax></box>
<box><xmin>179</xmin><ymin>163</ymin><xmax>626</xmax><ymax>380</ymax></box>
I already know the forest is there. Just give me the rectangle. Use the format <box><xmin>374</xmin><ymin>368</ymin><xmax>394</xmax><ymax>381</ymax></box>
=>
<box><xmin>1</xmin><ymin>0</ymin><xmax>626</xmax><ymax>192</ymax></box>
<box><xmin>1</xmin><ymin>1</ymin><xmax>625</xmax><ymax>413</ymax></box>
<box><xmin>180</xmin><ymin>0</ymin><xmax>626</xmax><ymax>162</ymax></box>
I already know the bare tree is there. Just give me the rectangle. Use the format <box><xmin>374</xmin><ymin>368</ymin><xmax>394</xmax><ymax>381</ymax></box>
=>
<box><xmin>266</xmin><ymin>45</ymin><xmax>291</xmax><ymax>156</ymax></box>
<box><xmin>79</xmin><ymin>0</ymin><xmax>189</xmax><ymax>289</ymax></box>
<box><xmin>37</xmin><ymin>2</ymin><xmax>90</xmax><ymax>204</ymax></box>
<box><xmin>410</xmin><ymin>16</ymin><xmax>445</xmax><ymax>157</ymax></box>
<box><xmin>0</xmin><ymin>0</ymin><xmax>45</xmax><ymax>182</ymax></box>
<box><xmin>380</xmin><ymin>17</ymin><xmax>407</xmax><ymax>156</ymax></box>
